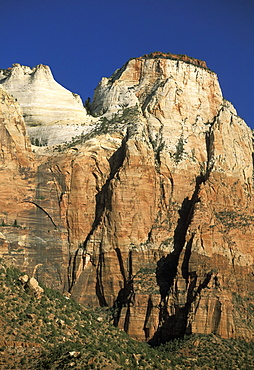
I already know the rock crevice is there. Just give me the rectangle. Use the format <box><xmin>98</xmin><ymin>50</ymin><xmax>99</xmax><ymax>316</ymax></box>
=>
<box><xmin>0</xmin><ymin>54</ymin><xmax>253</xmax><ymax>342</ymax></box>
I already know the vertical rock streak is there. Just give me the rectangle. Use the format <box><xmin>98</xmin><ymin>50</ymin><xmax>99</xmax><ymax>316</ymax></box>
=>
<box><xmin>67</xmin><ymin>136</ymin><xmax>127</xmax><ymax>293</ymax></box>
<box><xmin>0</xmin><ymin>56</ymin><xmax>253</xmax><ymax>342</ymax></box>
<box><xmin>153</xmin><ymin>131</ymin><xmax>214</xmax><ymax>343</ymax></box>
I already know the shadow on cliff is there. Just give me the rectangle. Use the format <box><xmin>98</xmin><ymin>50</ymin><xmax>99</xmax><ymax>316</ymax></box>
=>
<box><xmin>112</xmin><ymin>248</ymin><xmax>134</xmax><ymax>330</ymax></box>
<box><xmin>85</xmin><ymin>137</ymin><xmax>127</xmax><ymax>244</ymax></box>
<box><xmin>148</xmin><ymin>173</ymin><xmax>212</xmax><ymax>346</ymax></box>
<box><xmin>68</xmin><ymin>138</ymin><xmax>127</xmax><ymax>294</ymax></box>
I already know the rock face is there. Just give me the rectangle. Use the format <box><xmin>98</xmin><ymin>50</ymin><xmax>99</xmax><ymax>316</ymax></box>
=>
<box><xmin>0</xmin><ymin>87</ymin><xmax>34</xmax><ymax>229</ymax></box>
<box><xmin>0</xmin><ymin>86</ymin><xmax>32</xmax><ymax>167</ymax></box>
<box><xmin>19</xmin><ymin>274</ymin><xmax>44</xmax><ymax>299</ymax></box>
<box><xmin>0</xmin><ymin>54</ymin><xmax>253</xmax><ymax>343</ymax></box>
<box><xmin>0</xmin><ymin>64</ymin><xmax>88</xmax><ymax>127</ymax></box>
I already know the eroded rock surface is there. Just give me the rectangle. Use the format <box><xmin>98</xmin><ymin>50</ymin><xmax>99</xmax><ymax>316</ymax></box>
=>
<box><xmin>0</xmin><ymin>63</ymin><xmax>88</xmax><ymax>127</ymax></box>
<box><xmin>0</xmin><ymin>64</ymin><xmax>99</xmax><ymax>145</ymax></box>
<box><xmin>0</xmin><ymin>54</ymin><xmax>253</xmax><ymax>343</ymax></box>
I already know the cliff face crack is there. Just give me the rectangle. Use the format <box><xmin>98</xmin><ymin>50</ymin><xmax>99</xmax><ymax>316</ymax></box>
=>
<box><xmin>49</xmin><ymin>164</ymin><xmax>67</xmax><ymax>207</ymax></box>
<box><xmin>82</xmin><ymin>136</ymin><xmax>127</xmax><ymax>249</ymax></box>
<box><xmin>147</xmin><ymin>110</ymin><xmax>218</xmax><ymax>344</ymax></box>
<box><xmin>112</xmin><ymin>249</ymin><xmax>134</xmax><ymax>328</ymax></box>
<box><xmin>67</xmin><ymin>139</ymin><xmax>126</xmax><ymax>294</ymax></box>
<box><xmin>67</xmin><ymin>137</ymin><xmax>128</xmax><ymax>296</ymax></box>
<box><xmin>23</xmin><ymin>200</ymin><xmax>58</xmax><ymax>229</ymax></box>
<box><xmin>151</xmin><ymin>143</ymin><xmax>214</xmax><ymax>343</ymax></box>
<box><xmin>211</xmin><ymin>299</ymin><xmax>222</xmax><ymax>334</ymax></box>
<box><xmin>141</xmin><ymin>78</ymin><xmax>168</xmax><ymax>115</ymax></box>
<box><xmin>67</xmin><ymin>247</ymin><xmax>83</xmax><ymax>292</ymax></box>
<box><xmin>143</xmin><ymin>296</ymin><xmax>154</xmax><ymax>340</ymax></box>
<box><xmin>147</xmin><ymin>119</ymin><xmax>165</xmax><ymax>167</ymax></box>
<box><xmin>205</xmin><ymin>124</ymin><xmax>215</xmax><ymax>176</ymax></box>
<box><xmin>181</xmin><ymin>233</ymin><xmax>195</xmax><ymax>287</ymax></box>
<box><xmin>95</xmin><ymin>245</ymin><xmax>108</xmax><ymax>306</ymax></box>
<box><xmin>156</xmin><ymin>174</ymin><xmax>205</xmax><ymax>300</ymax></box>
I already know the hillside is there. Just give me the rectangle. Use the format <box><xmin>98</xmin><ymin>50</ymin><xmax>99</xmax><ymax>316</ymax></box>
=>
<box><xmin>0</xmin><ymin>259</ymin><xmax>253</xmax><ymax>369</ymax></box>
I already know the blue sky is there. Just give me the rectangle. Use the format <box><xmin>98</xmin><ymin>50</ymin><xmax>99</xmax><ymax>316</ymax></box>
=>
<box><xmin>1</xmin><ymin>0</ymin><xmax>254</xmax><ymax>127</ymax></box>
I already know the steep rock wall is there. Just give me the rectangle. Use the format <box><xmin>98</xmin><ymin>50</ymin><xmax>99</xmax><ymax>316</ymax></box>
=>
<box><xmin>0</xmin><ymin>86</ymin><xmax>34</xmax><ymax>223</ymax></box>
<box><xmin>0</xmin><ymin>55</ymin><xmax>253</xmax><ymax>343</ymax></box>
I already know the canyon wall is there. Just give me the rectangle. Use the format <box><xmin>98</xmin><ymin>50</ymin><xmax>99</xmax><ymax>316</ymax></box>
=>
<box><xmin>0</xmin><ymin>55</ymin><xmax>253</xmax><ymax>343</ymax></box>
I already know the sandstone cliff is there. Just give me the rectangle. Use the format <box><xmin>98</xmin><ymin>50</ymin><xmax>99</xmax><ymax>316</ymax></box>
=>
<box><xmin>0</xmin><ymin>87</ymin><xmax>35</xmax><ymax>228</ymax></box>
<box><xmin>0</xmin><ymin>63</ymin><xmax>88</xmax><ymax>127</ymax></box>
<box><xmin>0</xmin><ymin>54</ymin><xmax>253</xmax><ymax>343</ymax></box>
<box><xmin>0</xmin><ymin>64</ymin><xmax>96</xmax><ymax>146</ymax></box>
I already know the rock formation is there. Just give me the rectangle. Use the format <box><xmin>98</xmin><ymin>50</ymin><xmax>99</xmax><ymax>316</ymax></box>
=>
<box><xmin>19</xmin><ymin>274</ymin><xmax>44</xmax><ymax>299</ymax></box>
<box><xmin>0</xmin><ymin>64</ymin><xmax>96</xmax><ymax>146</ymax></box>
<box><xmin>0</xmin><ymin>54</ymin><xmax>253</xmax><ymax>343</ymax></box>
<box><xmin>0</xmin><ymin>63</ymin><xmax>88</xmax><ymax>126</ymax></box>
<box><xmin>0</xmin><ymin>86</ymin><xmax>35</xmax><ymax>232</ymax></box>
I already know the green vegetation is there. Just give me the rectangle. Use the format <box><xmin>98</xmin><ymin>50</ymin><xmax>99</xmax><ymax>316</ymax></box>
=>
<box><xmin>0</xmin><ymin>219</ymin><xmax>22</xmax><ymax>228</ymax></box>
<box><xmin>54</xmin><ymin>105</ymin><xmax>140</xmax><ymax>152</ymax></box>
<box><xmin>157</xmin><ymin>334</ymin><xmax>254</xmax><ymax>370</ymax></box>
<box><xmin>31</xmin><ymin>137</ymin><xmax>48</xmax><ymax>147</ymax></box>
<box><xmin>84</xmin><ymin>97</ymin><xmax>92</xmax><ymax>115</ymax></box>
<box><xmin>0</xmin><ymin>259</ymin><xmax>253</xmax><ymax>369</ymax></box>
<box><xmin>215</xmin><ymin>210</ymin><xmax>254</xmax><ymax>230</ymax></box>
<box><xmin>173</xmin><ymin>135</ymin><xmax>185</xmax><ymax>163</ymax></box>
<box><xmin>134</xmin><ymin>265</ymin><xmax>159</xmax><ymax>294</ymax></box>
<box><xmin>132</xmin><ymin>52</ymin><xmax>212</xmax><ymax>71</ymax></box>
<box><xmin>147</xmin><ymin>123</ymin><xmax>166</xmax><ymax>166</ymax></box>
<box><xmin>232</xmin><ymin>292</ymin><xmax>254</xmax><ymax>330</ymax></box>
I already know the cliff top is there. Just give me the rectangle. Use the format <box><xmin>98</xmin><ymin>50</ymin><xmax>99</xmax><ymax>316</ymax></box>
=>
<box><xmin>0</xmin><ymin>63</ymin><xmax>52</xmax><ymax>80</ymax></box>
<box><xmin>135</xmin><ymin>51</ymin><xmax>208</xmax><ymax>69</ymax></box>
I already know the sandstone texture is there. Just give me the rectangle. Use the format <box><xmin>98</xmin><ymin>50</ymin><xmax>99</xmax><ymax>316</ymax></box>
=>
<box><xmin>0</xmin><ymin>64</ymin><xmax>98</xmax><ymax>146</ymax></box>
<box><xmin>0</xmin><ymin>87</ymin><xmax>35</xmax><ymax>228</ymax></box>
<box><xmin>0</xmin><ymin>54</ymin><xmax>253</xmax><ymax>343</ymax></box>
<box><xmin>0</xmin><ymin>63</ymin><xmax>88</xmax><ymax>126</ymax></box>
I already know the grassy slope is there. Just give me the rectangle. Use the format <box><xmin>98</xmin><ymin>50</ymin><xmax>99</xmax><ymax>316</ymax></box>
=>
<box><xmin>0</xmin><ymin>259</ymin><xmax>253</xmax><ymax>370</ymax></box>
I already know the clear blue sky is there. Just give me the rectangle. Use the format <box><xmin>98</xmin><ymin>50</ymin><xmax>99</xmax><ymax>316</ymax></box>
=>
<box><xmin>1</xmin><ymin>0</ymin><xmax>254</xmax><ymax>128</ymax></box>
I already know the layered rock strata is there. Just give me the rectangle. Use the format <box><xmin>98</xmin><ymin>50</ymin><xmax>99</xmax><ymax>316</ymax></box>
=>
<box><xmin>0</xmin><ymin>64</ymin><xmax>88</xmax><ymax>127</ymax></box>
<box><xmin>0</xmin><ymin>87</ymin><xmax>34</xmax><ymax>225</ymax></box>
<box><xmin>0</xmin><ymin>54</ymin><xmax>253</xmax><ymax>343</ymax></box>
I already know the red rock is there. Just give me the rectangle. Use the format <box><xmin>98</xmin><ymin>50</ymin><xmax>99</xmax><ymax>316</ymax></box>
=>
<box><xmin>0</xmin><ymin>54</ymin><xmax>253</xmax><ymax>343</ymax></box>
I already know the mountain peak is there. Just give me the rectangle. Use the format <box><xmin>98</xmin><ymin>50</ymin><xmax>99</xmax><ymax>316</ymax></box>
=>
<box><xmin>0</xmin><ymin>63</ymin><xmax>87</xmax><ymax>127</ymax></box>
<box><xmin>92</xmin><ymin>51</ymin><xmax>220</xmax><ymax>118</ymax></box>
<box><xmin>0</xmin><ymin>54</ymin><xmax>253</xmax><ymax>344</ymax></box>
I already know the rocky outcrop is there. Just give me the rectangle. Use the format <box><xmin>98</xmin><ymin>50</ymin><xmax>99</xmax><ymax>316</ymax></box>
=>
<box><xmin>0</xmin><ymin>64</ymin><xmax>88</xmax><ymax>127</ymax></box>
<box><xmin>91</xmin><ymin>53</ymin><xmax>221</xmax><ymax>120</ymax></box>
<box><xmin>0</xmin><ymin>87</ymin><xmax>35</xmax><ymax>232</ymax></box>
<box><xmin>19</xmin><ymin>274</ymin><xmax>44</xmax><ymax>299</ymax></box>
<box><xmin>0</xmin><ymin>87</ymin><xmax>69</xmax><ymax>290</ymax></box>
<box><xmin>0</xmin><ymin>64</ymin><xmax>98</xmax><ymax>146</ymax></box>
<box><xmin>0</xmin><ymin>53</ymin><xmax>253</xmax><ymax>343</ymax></box>
<box><xmin>0</xmin><ymin>86</ymin><xmax>32</xmax><ymax>167</ymax></box>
